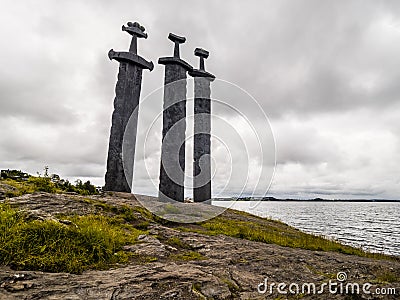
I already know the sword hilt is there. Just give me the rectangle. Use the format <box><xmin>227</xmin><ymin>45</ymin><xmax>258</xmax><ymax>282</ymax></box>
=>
<box><xmin>168</xmin><ymin>33</ymin><xmax>186</xmax><ymax>58</ymax></box>
<box><xmin>194</xmin><ymin>48</ymin><xmax>209</xmax><ymax>71</ymax></box>
<box><xmin>122</xmin><ymin>22</ymin><xmax>148</xmax><ymax>54</ymax></box>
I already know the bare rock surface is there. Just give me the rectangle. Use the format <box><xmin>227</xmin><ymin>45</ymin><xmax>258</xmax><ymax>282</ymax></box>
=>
<box><xmin>1</xmin><ymin>192</ymin><xmax>399</xmax><ymax>299</ymax></box>
<box><xmin>0</xmin><ymin>183</ymin><xmax>17</xmax><ymax>200</ymax></box>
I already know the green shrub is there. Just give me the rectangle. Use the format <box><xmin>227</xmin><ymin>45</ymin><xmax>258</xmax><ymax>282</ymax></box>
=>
<box><xmin>1</xmin><ymin>173</ymin><xmax>99</xmax><ymax>197</ymax></box>
<box><xmin>73</xmin><ymin>179</ymin><xmax>99</xmax><ymax>195</ymax></box>
<box><xmin>28</xmin><ymin>177</ymin><xmax>56</xmax><ymax>193</ymax></box>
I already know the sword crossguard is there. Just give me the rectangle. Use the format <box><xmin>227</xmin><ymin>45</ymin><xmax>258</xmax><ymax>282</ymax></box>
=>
<box><xmin>109</xmin><ymin>22</ymin><xmax>153</xmax><ymax>71</ymax></box>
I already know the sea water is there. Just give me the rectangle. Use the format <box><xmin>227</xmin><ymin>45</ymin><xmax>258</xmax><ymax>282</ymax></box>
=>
<box><xmin>213</xmin><ymin>201</ymin><xmax>400</xmax><ymax>256</ymax></box>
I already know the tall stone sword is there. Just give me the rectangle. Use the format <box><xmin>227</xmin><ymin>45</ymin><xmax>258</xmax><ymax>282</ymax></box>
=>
<box><xmin>158</xmin><ymin>33</ymin><xmax>193</xmax><ymax>202</ymax></box>
<box><xmin>189</xmin><ymin>48</ymin><xmax>215</xmax><ymax>202</ymax></box>
<box><xmin>104</xmin><ymin>22</ymin><xmax>153</xmax><ymax>192</ymax></box>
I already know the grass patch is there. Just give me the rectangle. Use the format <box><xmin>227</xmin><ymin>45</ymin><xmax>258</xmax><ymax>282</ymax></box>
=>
<box><xmin>132</xmin><ymin>205</ymin><xmax>155</xmax><ymax>220</ymax></box>
<box><xmin>182</xmin><ymin>215</ymin><xmax>396</xmax><ymax>260</ymax></box>
<box><xmin>1</xmin><ymin>179</ymin><xmax>37</xmax><ymax>197</ymax></box>
<box><xmin>83</xmin><ymin>202</ymin><xmax>396</xmax><ymax>261</ymax></box>
<box><xmin>220</xmin><ymin>277</ymin><xmax>240</xmax><ymax>294</ymax></box>
<box><xmin>76</xmin><ymin>198</ymin><xmax>150</xmax><ymax>230</ymax></box>
<box><xmin>2</xmin><ymin>177</ymin><xmax>58</xmax><ymax>197</ymax></box>
<box><xmin>129</xmin><ymin>253</ymin><xmax>158</xmax><ymax>264</ymax></box>
<box><xmin>170</xmin><ymin>251</ymin><xmax>207</xmax><ymax>261</ymax></box>
<box><xmin>0</xmin><ymin>203</ymin><xmax>145</xmax><ymax>274</ymax></box>
<box><xmin>165</xmin><ymin>236</ymin><xmax>192</xmax><ymax>249</ymax></box>
<box><xmin>375</xmin><ymin>270</ymin><xmax>398</xmax><ymax>283</ymax></box>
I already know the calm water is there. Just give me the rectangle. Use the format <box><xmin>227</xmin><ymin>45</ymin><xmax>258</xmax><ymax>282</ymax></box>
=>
<box><xmin>213</xmin><ymin>201</ymin><xmax>400</xmax><ymax>256</ymax></box>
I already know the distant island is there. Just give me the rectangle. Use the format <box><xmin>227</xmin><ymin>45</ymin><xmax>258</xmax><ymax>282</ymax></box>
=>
<box><xmin>213</xmin><ymin>196</ymin><xmax>400</xmax><ymax>202</ymax></box>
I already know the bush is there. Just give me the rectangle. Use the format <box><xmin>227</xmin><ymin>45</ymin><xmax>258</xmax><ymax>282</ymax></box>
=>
<box><xmin>1</xmin><ymin>170</ymin><xmax>99</xmax><ymax>197</ymax></box>
<box><xmin>28</xmin><ymin>177</ymin><xmax>56</xmax><ymax>193</ymax></box>
<box><xmin>73</xmin><ymin>179</ymin><xmax>98</xmax><ymax>195</ymax></box>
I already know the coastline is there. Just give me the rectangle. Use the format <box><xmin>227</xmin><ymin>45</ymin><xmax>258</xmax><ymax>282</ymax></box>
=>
<box><xmin>0</xmin><ymin>191</ymin><xmax>399</xmax><ymax>299</ymax></box>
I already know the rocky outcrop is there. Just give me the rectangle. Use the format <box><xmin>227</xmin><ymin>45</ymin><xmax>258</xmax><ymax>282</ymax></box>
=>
<box><xmin>1</xmin><ymin>192</ymin><xmax>399</xmax><ymax>299</ymax></box>
<box><xmin>0</xmin><ymin>183</ymin><xmax>17</xmax><ymax>200</ymax></box>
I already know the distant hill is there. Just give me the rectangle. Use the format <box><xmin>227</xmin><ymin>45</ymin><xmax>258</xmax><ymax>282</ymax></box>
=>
<box><xmin>213</xmin><ymin>196</ymin><xmax>400</xmax><ymax>202</ymax></box>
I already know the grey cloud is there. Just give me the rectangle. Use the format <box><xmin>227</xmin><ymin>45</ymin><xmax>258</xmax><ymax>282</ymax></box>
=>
<box><xmin>273</xmin><ymin>117</ymin><xmax>340</xmax><ymax>165</ymax></box>
<box><xmin>1</xmin><ymin>0</ymin><xmax>400</xmax><ymax>199</ymax></box>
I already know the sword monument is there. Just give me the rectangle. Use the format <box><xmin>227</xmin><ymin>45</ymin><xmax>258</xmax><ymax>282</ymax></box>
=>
<box><xmin>189</xmin><ymin>48</ymin><xmax>215</xmax><ymax>202</ymax></box>
<box><xmin>158</xmin><ymin>33</ymin><xmax>193</xmax><ymax>202</ymax></box>
<box><xmin>105</xmin><ymin>22</ymin><xmax>153</xmax><ymax>192</ymax></box>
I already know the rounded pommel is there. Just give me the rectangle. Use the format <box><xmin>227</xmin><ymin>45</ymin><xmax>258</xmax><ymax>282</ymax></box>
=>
<box><xmin>194</xmin><ymin>48</ymin><xmax>209</xmax><ymax>59</ymax></box>
<box><xmin>128</xmin><ymin>22</ymin><xmax>144</xmax><ymax>31</ymax></box>
<box><xmin>168</xmin><ymin>33</ymin><xmax>186</xmax><ymax>44</ymax></box>
<box><xmin>122</xmin><ymin>21</ymin><xmax>147</xmax><ymax>39</ymax></box>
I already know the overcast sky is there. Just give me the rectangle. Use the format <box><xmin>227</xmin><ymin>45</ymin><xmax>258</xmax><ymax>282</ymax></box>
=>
<box><xmin>1</xmin><ymin>0</ymin><xmax>400</xmax><ymax>199</ymax></box>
